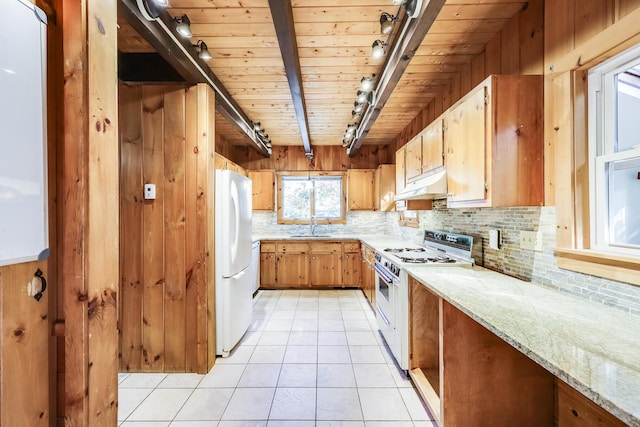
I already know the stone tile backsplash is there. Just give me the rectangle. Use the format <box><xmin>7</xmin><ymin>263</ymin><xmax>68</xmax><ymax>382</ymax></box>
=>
<box><xmin>388</xmin><ymin>201</ymin><xmax>640</xmax><ymax>316</ymax></box>
<box><xmin>253</xmin><ymin>204</ymin><xmax>640</xmax><ymax>315</ymax></box>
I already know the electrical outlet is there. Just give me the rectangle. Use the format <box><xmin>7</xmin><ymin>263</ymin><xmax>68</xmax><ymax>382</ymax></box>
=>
<box><xmin>520</xmin><ymin>230</ymin><xmax>543</xmax><ymax>251</ymax></box>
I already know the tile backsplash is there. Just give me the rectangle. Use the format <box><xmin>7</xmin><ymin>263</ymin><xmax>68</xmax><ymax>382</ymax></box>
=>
<box><xmin>252</xmin><ymin>204</ymin><xmax>640</xmax><ymax>315</ymax></box>
<box><xmin>253</xmin><ymin>211</ymin><xmax>388</xmax><ymax>236</ymax></box>
<box><xmin>388</xmin><ymin>200</ymin><xmax>640</xmax><ymax>316</ymax></box>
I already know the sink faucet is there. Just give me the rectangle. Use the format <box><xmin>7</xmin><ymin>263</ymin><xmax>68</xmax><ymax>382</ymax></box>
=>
<box><xmin>310</xmin><ymin>216</ymin><xmax>317</xmax><ymax>236</ymax></box>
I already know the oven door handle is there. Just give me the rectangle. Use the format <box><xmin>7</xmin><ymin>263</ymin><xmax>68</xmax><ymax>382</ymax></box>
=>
<box><xmin>373</xmin><ymin>262</ymin><xmax>394</xmax><ymax>285</ymax></box>
<box><xmin>377</xmin><ymin>306</ymin><xmax>391</xmax><ymax>325</ymax></box>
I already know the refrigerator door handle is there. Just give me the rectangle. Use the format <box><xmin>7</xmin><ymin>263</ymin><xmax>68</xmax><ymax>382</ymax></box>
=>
<box><xmin>230</xmin><ymin>181</ymin><xmax>240</xmax><ymax>264</ymax></box>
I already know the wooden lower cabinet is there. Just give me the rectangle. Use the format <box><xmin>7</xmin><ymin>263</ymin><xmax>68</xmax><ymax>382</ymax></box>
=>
<box><xmin>408</xmin><ymin>276</ymin><xmax>627</xmax><ymax>427</ymax></box>
<box><xmin>276</xmin><ymin>252</ymin><xmax>309</xmax><ymax>287</ymax></box>
<box><xmin>260</xmin><ymin>252</ymin><xmax>276</xmax><ymax>287</ymax></box>
<box><xmin>310</xmin><ymin>253</ymin><xmax>341</xmax><ymax>286</ymax></box>
<box><xmin>259</xmin><ymin>240</ymin><xmax>362</xmax><ymax>289</ymax></box>
<box><xmin>360</xmin><ymin>244</ymin><xmax>376</xmax><ymax>305</ymax></box>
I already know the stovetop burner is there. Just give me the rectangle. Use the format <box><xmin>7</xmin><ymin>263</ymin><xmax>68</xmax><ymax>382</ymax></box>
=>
<box><xmin>383</xmin><ymin>247</ymin><xmax>426</xmax><ymax>254</ymax></box>
<box><xmin>397</xmin><ymin>256</ymin><xmax>457</xmax><ymax>264</ymax></box>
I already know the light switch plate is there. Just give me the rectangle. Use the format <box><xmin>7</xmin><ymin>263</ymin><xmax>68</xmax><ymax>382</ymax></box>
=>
<box><xmin>144</xmin><ymin>183</ymin><xmax>156</xmax><ymax>200</ymax></box>
<box><xmin>489</xmin><ymin>229</ymin><xmax>501</xmax><ymax>250</ymax></box>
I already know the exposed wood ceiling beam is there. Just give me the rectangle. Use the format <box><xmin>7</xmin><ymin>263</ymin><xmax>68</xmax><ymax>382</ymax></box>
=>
<box><xmin>268</xmin><ymin>0</ymin><xmax>312</xmax><ymax>157</ymax></box>
<box><xmin>118</xmin><ymin>0</ymin><xmax>271</xmax><ymax>157</ymax></box>
<box><xmin>348</xmin><ymin>0</ymin><xmax>447</xmax><ymax>157</ymax></box>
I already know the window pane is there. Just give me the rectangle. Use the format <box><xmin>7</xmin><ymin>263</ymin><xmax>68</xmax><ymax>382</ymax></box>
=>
<box><xmin>282</xmin><ymin>178</ymin><xmax>310</xmax><ymax>220</ymax></box>
<box><xmin>314</xmin><ymin>178</ymin><xmax>341</xmax><ymax>218</ymax></box>
<box><xmin>607</xmin><ymin>156</ymin><xmax>640</xmax><ymax>247</ymax></box>
<box><xmin>615</xmin><ymin>65</ymin><xmax>640</xmax><ymax>152</ymax></box>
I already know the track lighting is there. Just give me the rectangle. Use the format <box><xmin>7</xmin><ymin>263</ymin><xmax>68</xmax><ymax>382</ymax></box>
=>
<box><xmin>351</xmin><ymin>110</ymin><xmax>361</xmax><ymax>120</ymax></box>
<box><xmin>174</xmin><ymin>14</ymin><xmax>192</xmax><ymax>38</ymax></box>
<box><xmin>404</xmin><ymin>0</ymin><xmax>423</xmax><ymax>18</ymax></box>
<box><xmin>342</xmin><ymin>134</ymin><xmax>354</xmax><ymax>147</ymax></box>
<box><xmin>360</xmin><ymin>76</ymin><xmax>375</xmax><ymax>92</ymax></box>
<box><xmin>380</xmin><ymin>12</ymin><xmax>396</xmax><ymax>35</ymax></box>
<box><xmin>356</xmin><ymin>90</ymin><xmax>368</xmax><ymax>104</ymax></box>
<box><xmin>193</xmin><ymin>40</ymin><xmax>212</xmax><ymax>60</ymax></box>
<box><xmin>371</xmin><ymin>40</ymin><xmax>386</xmax><ymax>59</ymax></box>
<box><xmin>353</xmin><ymin>102</ymin><xmax>364</xmax><ymax>114</ymax></box>
<box><xmin>136</xmin><ymin>0</ymin><xmax>167</xmax><ymax>20</ymax></box>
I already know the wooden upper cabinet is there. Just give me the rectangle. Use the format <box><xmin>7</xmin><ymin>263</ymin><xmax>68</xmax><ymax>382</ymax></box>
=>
<box><xmin>445</xmin><ymin>85</ymin><xmax>487</xmax><ymax>204</ymax></box>
<box><xmin>374</xmin><ymin>164</ymin><xmax>396</xmax><ymax>212</ymax></box>
<box><xmin>214</xmin><ymin>153</ymin><xmax>227</xmax><ymax>170</ymax></box>
<box><xmin>215</xmin><ymin>153</ymin><xmax>247</xmax><ymax>176</ymax></box>
<box><xmin>422</xmin><ymin>116</ymin><xmax>444</xmax><ymax>173</ymax></box>
<box><xmin>248</xmin><ymin>170</ymin><xmax>275</xmax><ymax>211</ymax></box>
<box><xmin>405</xmin><ymin>134</ymin><xmax>423</xmax><ymax>182</ymax></box>
<box><xmin>445</xmin><ymin>75</ymin><xmax>544</xmax><ymax>208</ymax></box>
<box><xmin>347</xmin><ymin>169</ymin><xmax>375</xmax><ymax>211</ymax></box>
<box><xmin>395</xmin><ymin>146</ymin><xmax>406</xmax><ymax>194</ymax></box>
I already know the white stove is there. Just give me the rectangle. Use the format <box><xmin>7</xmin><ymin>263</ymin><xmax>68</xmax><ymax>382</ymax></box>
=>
<box><xmin>374</xmin><ymin>230</ymin><xmax>474</xmax><ymax>372</ymax></box>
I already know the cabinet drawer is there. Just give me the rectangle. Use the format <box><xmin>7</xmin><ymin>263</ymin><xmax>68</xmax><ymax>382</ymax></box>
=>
<box><xmin>343</xmin><ymin>241</ymin><xmax>360</xmax><ymax>253</ymax></box>
<box><xmin>309</xmin><ymin>242</ymin><xmax>342</xmax><ymax>254</ymax></box>
<box><xmin>261</xmin><ymin>242</ymin><xmax>276</xmax><ymax>253</ymax></box>
<box><xmin>277</xmin><ymin>242</ymin><xmax>309</xmax><ymax>253</ymax></box>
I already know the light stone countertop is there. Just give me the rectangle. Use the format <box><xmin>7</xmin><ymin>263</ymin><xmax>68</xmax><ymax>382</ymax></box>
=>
<box><xmin>405</xmin><ymin>265</ymin><xmax>640</xmax><ymax>427</ymax></box>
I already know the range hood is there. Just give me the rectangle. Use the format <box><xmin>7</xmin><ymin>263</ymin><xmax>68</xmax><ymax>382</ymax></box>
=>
<box><xmin>394</xmin><ymin>169</ymin><xmax>447</xmax><ymax>201</ymax></box>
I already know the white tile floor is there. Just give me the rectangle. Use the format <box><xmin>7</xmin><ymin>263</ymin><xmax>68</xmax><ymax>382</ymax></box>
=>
<box><xmin>118</xmin><ymin>289</ymin><xmax>437</xmax><ymax>427</ymax></box>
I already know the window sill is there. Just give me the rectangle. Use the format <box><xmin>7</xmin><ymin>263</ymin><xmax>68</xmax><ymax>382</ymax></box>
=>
<box><xmin>554</xmin><ymin>248</ymin><xmax>640</xmax><ymax>286</ymax></box>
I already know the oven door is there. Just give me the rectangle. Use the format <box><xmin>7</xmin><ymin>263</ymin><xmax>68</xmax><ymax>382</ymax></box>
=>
<box><xmin>373</xmin><ymin>262</ymin><xmax>399</xmax><ymax>356</ymax></box>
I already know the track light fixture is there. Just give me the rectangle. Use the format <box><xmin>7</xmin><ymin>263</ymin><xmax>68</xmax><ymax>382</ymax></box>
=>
<box><xmin>174</xmin><ymin>14</ymin><xmax>192</xmax><ymax>38</ymax></box>
<box><xmin>353</xmin><ymin>102</ymin><xmax>364</xmax><ymax>114</ymax></box>
<box><xmin>193</xmin><ymin>40</ymin><xmax>212</xmax><ymax>60</ymax></box>
<box><xmin>356</xmin><ymin>90</ymin><xmax>368</xmax><ymax>104</ymax></box>
<box><xmin>360</xmin><ymin>75</ymin><xmax>375</xmax><ymax>92</ymax></box>
<box><xmin>136</xmin><ymin>0</ymin><xmax>168</xmax><ymax>21</ymax></box>
<box><xmin>342</xmin><ymin>133</ymin><xmax>354</xmax><ymax>147</ymax></box>
<box><xmin>380</xmin><ymin>12</ymin><xmax>396</xmax><ymax>35</ymax></box>
<box><xmin>404</xmin><ymin>0</ymin><xmax>423</xmax><ymax>18</ymax></box>
<box><xmin>371</xmin><ymin>40</ymin><xmax>386</xmax><ymax>59</ymax></box>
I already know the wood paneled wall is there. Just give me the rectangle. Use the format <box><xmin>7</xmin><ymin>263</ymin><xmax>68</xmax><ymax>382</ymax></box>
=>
<box><xmin>119</xmin><ymin>83</ymin><xmax>216</xmax><ymax>374</ymax></box>
<box><xmin>545</xmin><ymin>0</ymin><xmax>640</xmax><ymax>243</ymax></box>
<box><xmin>231</xmin><ymin>144</ymin><xmax>392</xmax><ymax>171</ymax></box>
<box><xmin>391</xmin><ymin>0</ymin><xmax>545</xmax><ymax>153</ymax></box>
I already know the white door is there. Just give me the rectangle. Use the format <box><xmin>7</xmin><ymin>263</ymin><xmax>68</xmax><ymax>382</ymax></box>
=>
<box><xmin>216</xmin><ymin>170</ymin><xmax>252</xmax><ymax>277</ymax></box>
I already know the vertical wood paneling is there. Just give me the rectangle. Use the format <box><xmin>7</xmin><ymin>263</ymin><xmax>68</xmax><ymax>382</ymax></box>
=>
<box><xmin>0</xmin><ymin>262</ymin><xmax>50</xmax><ymax>426</ymax></box>
<box><xmin>184</xmin><ymin>86</ymin><xmax>199</xmax><ymax>373</ymax></box>
<box><xmin>617</xmin><ymin>0</ymin><xmax>640</xmax><ymax>18</ymax></box>
<box><xmin>574</xmin><ymin>0</ymin><xmax>615</xmax><ymax>48</ymax></box>
<box><xmin>545</xmin><ymin>0</ymin><xmax>576</xmax><ymax>67</ymax></box>
<box><xmin>142</xmin><ymin>86</ymin><xmax>166</xmax><ymax>371</ymax></box>
<box><xmin>519</xmin><ymin>0</ymin><xmax>545</xmax><ymax>74</ymax></box>
<box><xmin>163</xmin><ymin>88</ymin><xmax>187</xmax><ymax>371</ymax></box>
<box><xmin>204</xmin><ymin>85</ymin><xmax>217</xmax><ymax>371</ymax></box>
<box><xmin>501</xmin><ymin>16</ymin><xmax>520</xmax><ymax>73</ymax></box>
<box><xmin>485</xmin><ymin>36</ymin><xmax>502</xmax><ymax>76</ymax></box>
<box><xmin>60</xmin><ymin>0</ymin><xmax>89</xmax><ymax>423</ymax></box>
<box><xmin>460</xmin><ymin>63</ymin><xmax>472</xmax><ymax>96</ymax></box>
<box><xmin>120</xmin><ymin>84</ymin><xmax>214</xmax><ymax>374</ymax></box>
<box><xmin>119</xmin><ymin>84</ymin><xmax>143</xmax><ymax>372</ymax></box>
<box><xmin>471</xmin><ymin>53</ymin><xmax>485</xmax><ymax>87</ymax></box>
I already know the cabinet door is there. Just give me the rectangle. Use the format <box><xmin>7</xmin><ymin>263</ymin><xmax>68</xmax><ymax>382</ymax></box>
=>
<box><xmin>342</xmin><ymin>253</ymin><xmax>361</xmax><ymax>287</ymax></box>
<box><xmin>248</xmin><ymin>170</ymin><xmax>275</xmax><ymax>211</ymax></box>
<box><xmin>260</xmin><ymin>253</ymin><xmax>276</xmax><ymax>287</ymax></box>
<box><xmin>445</xmin><ymin>85</ymin><xmax>487</xmax><ymax>203</ymax></box>
<box><xmin>405</xmin><ymin>135</ymin><xmax>423</xmax><ymax>181</ymax></box>
<box><xmin>215</xmin><ymin>153</ymin><xmax>227</xmax><ymax>170</ymax></box>
<box><xmin>422</xmin><ymin>118</ymin><xmax>444</xmax><ymax>173</ymax></box>
<box><xmin>276</xmin><ymin>253</ymin><xmax>309</xmax><ymax>287</ymax></box>
<box><xmin>377</xmin><ymin>164</ymin><xmax>396</xmax><ymax>212</ymax></box>
<box><xmin>347</xmin><ymin>169</ymin><xmax>375</xmax><ymax>210</ymax></box>
<box><xmin>395</xmin><ymin>146</ymin><xmax>406</xmax><ymax>194</ymax></box>
<box><xmin>309</xmin><ymin>253</ymin><xmax>341</xmax><ymax>287</ymax></box>
<box><xmin>374</xmin><ymin>168</ymin><xmax>381</xmax><ymax>211</ymax></box>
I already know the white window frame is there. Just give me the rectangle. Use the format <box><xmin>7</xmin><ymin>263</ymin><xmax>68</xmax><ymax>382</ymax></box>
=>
<box><xmin>588</xmin><ymin>44</ymin><xmax>640</xmax><ymax>255</ymax></box>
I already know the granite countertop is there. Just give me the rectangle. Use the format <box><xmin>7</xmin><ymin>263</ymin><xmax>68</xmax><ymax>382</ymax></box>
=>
<box><xmin>405</xmin><ymin>265</ymin><xmax>640</xmax><ymax>426</ymax></box>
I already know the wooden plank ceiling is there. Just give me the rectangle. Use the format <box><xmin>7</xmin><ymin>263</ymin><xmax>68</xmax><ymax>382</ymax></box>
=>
<box><xmin>118</xmin><ymin>0</ymin><xmax>527</xmax><ymax>149</ymax></box>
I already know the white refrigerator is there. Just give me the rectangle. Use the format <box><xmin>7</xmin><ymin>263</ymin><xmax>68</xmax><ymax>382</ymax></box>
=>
<box><xmin>215</xmin><ymin>169</ymin><xmax>253</xmax><ymax>357</ymax></box>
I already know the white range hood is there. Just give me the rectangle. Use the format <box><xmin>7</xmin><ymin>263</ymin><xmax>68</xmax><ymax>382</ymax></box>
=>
<box><xmin>394</xmin><ymin>169</ymin><xmax>447</xmax><ymax>201</ymax></box>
